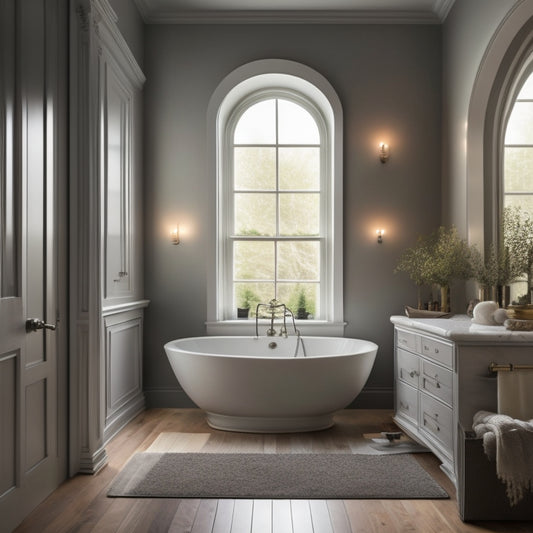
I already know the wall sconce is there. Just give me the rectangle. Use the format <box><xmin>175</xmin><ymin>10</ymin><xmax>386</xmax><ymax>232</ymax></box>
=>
<box><xmin>170</xmin><ymin>225</ymin><xmax>180</xmax><ymax>245</ymax></box>
<box><xmin>378</xmin><ymin>142</ymin><xmax>390</xmax><ymax>163</ymax></box>
<box><xmin>376</xmin><ymin>229</ymin><xmax>385</xmax><ymax>243</ymax></box>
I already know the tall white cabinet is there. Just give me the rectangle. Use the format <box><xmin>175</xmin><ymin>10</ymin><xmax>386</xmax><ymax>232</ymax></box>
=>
<box><xmin>70</xmin><ymin>0</ymin><xmax>148</xmax><ymax>475</ymax></box>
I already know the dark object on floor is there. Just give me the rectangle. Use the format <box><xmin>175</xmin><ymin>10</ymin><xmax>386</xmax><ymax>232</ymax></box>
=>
<box><xmin>382</xmin><ymin>431</ymin><xmax>403</xmax><ymax>443</ymax></box>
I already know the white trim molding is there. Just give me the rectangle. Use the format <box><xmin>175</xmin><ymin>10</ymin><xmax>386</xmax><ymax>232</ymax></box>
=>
<box><xmin>466</xmin><ymin>1</ymin><xmax>533</xmax><ymax>251</ymax></box>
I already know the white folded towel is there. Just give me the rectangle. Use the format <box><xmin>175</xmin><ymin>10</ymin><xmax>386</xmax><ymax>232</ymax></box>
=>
<box><xmin>473</xmin><ymin>410</ymin><xmax>533</xmax><ymax>506</ymax></box>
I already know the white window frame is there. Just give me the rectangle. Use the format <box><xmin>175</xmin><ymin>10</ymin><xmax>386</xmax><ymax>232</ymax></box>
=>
<box><xmin>206</xmin><ymin>59</ymin><xmax>344</xmax><ymax>336</ymax></box>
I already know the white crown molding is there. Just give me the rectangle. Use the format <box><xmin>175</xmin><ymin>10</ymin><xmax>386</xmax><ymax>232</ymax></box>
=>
<box><xmin>434</xmin><ymin>0</ymin><xmax>456</xmax><ymax>22</ymax></box>
<box><xmin>133</xmin><ymin>0</ymin><xmax>453</xmax><ymax>24</ymax></box>
<box><xmin>93</xmin><ymin>0</ymin><xmax>146</xmax><ymax>85</ymax></box>
<box><xmin>138</xmin><ymin>9</ymin><xmax>441</xmax><ymax>24</ymax></box>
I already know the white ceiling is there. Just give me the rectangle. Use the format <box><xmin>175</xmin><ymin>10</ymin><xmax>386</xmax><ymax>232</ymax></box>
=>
<box><xmin>134</xmin><ymin>0</ymin><xmax>456</xmax><ymax>24</ymax></box>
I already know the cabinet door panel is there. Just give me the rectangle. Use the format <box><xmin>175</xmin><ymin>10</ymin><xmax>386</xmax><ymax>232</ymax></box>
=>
<box><xmin>421</xmin><ymin>358</ymin><xmax>453</xmax><ymax>405</ymax></box>
<box><xmin>420</xmin><ymin>393</ymin><xmax>453</xmax><ymax>454</ymax></box>
<box><xmin>102</xmin><ymin>60</ymin><xmax>132</xmax><ymax>300</ymax></box>
<box><xmin>420</xmin><ymin>337</ymin><xmax>453</xmax><ymax>367</ymax></box>
<box><xmin>396</xmin><ymin>380</ymin><xmax>418</xmax><ymax>425</ymax></box>
<box><xmin>397</xmin><ymin>348</ymin><xmax>420</xmax><ymax>387</ymax></box>
<box><xmin>396</xmin><ymin>329</ymin><xmax>419</xmax><ymax>353</ymax></box>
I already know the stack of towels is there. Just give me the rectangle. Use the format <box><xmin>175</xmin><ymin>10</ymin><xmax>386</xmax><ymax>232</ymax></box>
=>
<box><xmin>473</xmin><ymin>411</ymin><xmax>533</xmax><ymax>506</ymax></box>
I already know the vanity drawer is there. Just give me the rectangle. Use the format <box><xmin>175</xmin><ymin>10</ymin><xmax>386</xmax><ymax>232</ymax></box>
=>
<box><xmin>421</xmin><ymin>337</ymin><xmax>453</xmax><ymax>368</ymax></box>
<box><xmin>421</xmin><ymin>359</ymin><xmax>453</xmax><ymax>406</ymax></box>
<box><xmin>397</xmin><ymin>348</ymin><xmax>420</xmax><ymax>388</ymax></box>
<box><xmin>396</xmin><ymin>380</ymin><xmax>418</xmax><ymax>425</ymax></box>
<box><xmin>420</xmin><ymin>393</ymin><xmax>453</xmax><ymax>453</ymax></box>
<box><xmin>396</xmin><ymin>329</ymin><xmax>419</xmax><ymax>353</ymax></box>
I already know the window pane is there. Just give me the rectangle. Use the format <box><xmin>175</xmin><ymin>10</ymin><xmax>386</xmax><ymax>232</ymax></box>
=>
<box><xmin>504</xmin><ymin>194</ymin><xmax>533</xmax><ymax>219</ymax></box>
<box><xmin>234</xmin><ymin>282</ymin><xmax>274</xmax><ymax>314</ymax></box>
<box><xmin>505</xmin><ymin>102</ymin><xmax>533</xmax><ymax>144</ymax></box>
<box><xmin>234</xmin><ymin>241</ymin><xmax>274</xmax><ymax>280</ymax></box>
<box><xmin>279</xmin><ymin>193</ymin><xmax>320</xmax><ymax>236</ymax></box>
<box><xmin>504</xmin><ymin>147</ymin><xmax>533</xmax><ymax>192</ymax></box>
<box><xmin>234</xmin><ymin>99</ymin><xmax>276</xmax><ymax>144</ymax></box>
<box><xmin>279</xmin><ymin>147</ymin><xmax>320</xmax><ymax>190</ymax></box>
<box><xmin>277</xmin><ymin>283</ymin><xmax>318</xmax><ymax>317</ymax></box>
<box><xmin>278</xmin><ymin>99</ymin><xmax>319</xmax><ymax>145</ymax></box>
<box><xmin>518</xmin><ymin>74</ymin><xmax>533</xmax><ymax>99</ymax></box>
<box><xmin>234</xmin><ymin>193</ymin><xmax>276</xmax><ymax>236</ymax></box>
<box><xmin>234</xmin><ymin>147</ymin><xmax>276</xmax><ymax>190</ymax></box>
<box><xmin>277</xmin><ymin>241</ymin><xmax>320</xmax><ymax>280</ymax></box>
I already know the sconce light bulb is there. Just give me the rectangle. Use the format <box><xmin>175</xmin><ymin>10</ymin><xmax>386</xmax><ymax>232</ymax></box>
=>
<box><xmin>171</xmin><ymin>225</ymin><xmax>180</xmax><ymax>245</ymax></box>
<box><xmin>379</xmin><ymin>142</ymin><xmax>390</xmax><ymax>163</ymax></box>
<box><xmin>376</xmin><ymin>229</ymin><xmax>384</xmax><ymax>244</ymax></box>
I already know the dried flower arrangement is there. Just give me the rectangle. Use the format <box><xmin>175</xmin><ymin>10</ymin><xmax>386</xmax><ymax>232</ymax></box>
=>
<box><xmin>395</xmin><ymin>226</ymin><xmax>472</xmax><ymax>312</ymax></box>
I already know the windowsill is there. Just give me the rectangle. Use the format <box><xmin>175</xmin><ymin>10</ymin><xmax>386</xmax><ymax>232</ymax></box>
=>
<box><xmin>205</xmin><ymin>319</ymin><xmax>347</xmax><ymax>337</ymax></box>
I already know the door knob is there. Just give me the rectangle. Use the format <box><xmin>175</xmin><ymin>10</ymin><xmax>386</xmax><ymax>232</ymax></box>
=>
<box><xmin>26</xmin><ymin>318</ymin><xmax>57</xmax><ymax>333</ymax></box>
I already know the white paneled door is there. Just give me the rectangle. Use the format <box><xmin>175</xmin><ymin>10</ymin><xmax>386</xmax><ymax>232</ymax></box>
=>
<box><xmin>0</xmin><ymin>1</ymin><xmax>66</xmax><ymax>532</ymax></box>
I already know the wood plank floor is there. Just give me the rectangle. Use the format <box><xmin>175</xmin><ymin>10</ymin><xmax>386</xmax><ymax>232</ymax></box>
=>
<box><xmin>13</xmin><ymin>409</ymin><xmax>532</xmax><ymax>533</ymax></box>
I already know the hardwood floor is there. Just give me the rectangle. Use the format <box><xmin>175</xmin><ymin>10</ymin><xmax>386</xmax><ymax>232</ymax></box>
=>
<box><xmin>13</xmin><ymin>409</ymin><xmax>532</xmax><ymax>533</ymax></box>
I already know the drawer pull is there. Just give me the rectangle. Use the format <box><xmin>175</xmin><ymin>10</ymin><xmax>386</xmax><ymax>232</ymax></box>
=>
<box><xmin>424</xmin><ymin>344</ymin><xmax>441</xmax><ymax>355</ymax></box>
<box><xmin>399</xmin><ymin>401</ymin><xmax>410</xmax><ymax>411</ymax></box>
<box><xmin>399</xmin><ymin>338</ymin><xmax>408</xmax><ymax>345</ymax></box>
<box><xmin>409</xmin><ymin>370</ymin><xmax>419</xmax><ymax>378</ymax></box>
<box><xmin>423</xmin><ymin>412</ymin><xmax>440</xmax><ymax>432</ymax></box>
<box><xmin>423</xmin><ymin>376</ymin><xmax>441</xmax><ymax>389</ymax></box>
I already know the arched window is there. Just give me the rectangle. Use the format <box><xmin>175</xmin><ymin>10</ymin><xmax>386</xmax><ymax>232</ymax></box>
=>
<box><xmin>207</xmin><ymin>60</ymin><xmax>343</xmax><ymax>334</ymax></box>
<box><xmin>502</xmin><ymin>59</ymin><xmax>533</xmax><ymax>302</ymax></box>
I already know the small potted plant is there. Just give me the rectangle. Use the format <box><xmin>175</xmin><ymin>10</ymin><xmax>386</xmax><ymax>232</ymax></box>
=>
<box><xmin>296</xmin><ymin>289</ymin><xmax>308</xmax><ymax>319</ymax></box>
<box><xmin>237</xmin><ymin>288</ymin><xmax>257</xmax><ymax>319</ymax></box>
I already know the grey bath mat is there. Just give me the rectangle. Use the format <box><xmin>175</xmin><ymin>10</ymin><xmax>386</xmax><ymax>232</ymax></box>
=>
<box><xmin>107</xmin><ymin>452</ymin><xmax>448</xmax><ymax>499</ymax></box>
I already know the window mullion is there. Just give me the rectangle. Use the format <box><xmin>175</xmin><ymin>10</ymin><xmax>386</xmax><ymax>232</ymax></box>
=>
<box><xmin>275</xmin><ymin>98</ymin><xmax>279</xmax><ymax>299</ymax></box>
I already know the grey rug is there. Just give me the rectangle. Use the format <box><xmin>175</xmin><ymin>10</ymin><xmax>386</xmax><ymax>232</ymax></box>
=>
<box><xmin>107</xmin><ymin>453</ymin><xmax>448</xmax><ymax>499</ymax></box>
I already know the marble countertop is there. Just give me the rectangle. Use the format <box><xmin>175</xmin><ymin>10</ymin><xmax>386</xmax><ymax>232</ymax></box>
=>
<box><xmin>390</xmin><ymin>314</ymin><xmax>533</xmax><ymax>343</ymax></box>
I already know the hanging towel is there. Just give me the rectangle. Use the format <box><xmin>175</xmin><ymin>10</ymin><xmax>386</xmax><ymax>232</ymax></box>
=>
<box><xmin>473</xmin><ymin>410</ymin><xmax>533</xmax><ymax>506</ymax></box>
<box><xmin>498</xmin><ymin>370</ymin><xmax>533</xmax><ymax>421</ymax></box>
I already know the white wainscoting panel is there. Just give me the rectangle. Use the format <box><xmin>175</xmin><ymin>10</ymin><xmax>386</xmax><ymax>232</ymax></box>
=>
<box><xmin>103</xmin><ymin>308</ymin><xmax>145</xmax><ymax>443</ymax></box>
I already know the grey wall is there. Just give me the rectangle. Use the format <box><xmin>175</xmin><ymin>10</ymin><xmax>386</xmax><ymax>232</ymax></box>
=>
<box><xmin>142</xmin><ymin>23</ymin><xmax>443</xmax><ymax>407</ymax></box>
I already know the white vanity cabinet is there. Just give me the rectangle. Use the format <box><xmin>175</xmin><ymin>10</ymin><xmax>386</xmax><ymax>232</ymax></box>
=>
<box><xmin>391</xmin><ymin>315</ymin><xmax>533</xmax><ymax>492</ymax></box>
<box><xmin>394</xmin><ymin>325</ymin><xmax>455</xmax><ymax>480</ymax></box>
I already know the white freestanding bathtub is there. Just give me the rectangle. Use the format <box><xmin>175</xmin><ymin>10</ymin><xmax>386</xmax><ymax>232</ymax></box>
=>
<box><xmin>164</xmin><ymin>336</ymin><xmax>378</xmax><ymax>433</ymax></box>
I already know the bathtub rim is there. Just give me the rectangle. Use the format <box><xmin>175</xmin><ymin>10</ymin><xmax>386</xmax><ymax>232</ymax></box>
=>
<box><xmin>164</xmin><ymin>335</ymin><xmax>378</xmax><ymax>360</ymax></box>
